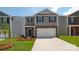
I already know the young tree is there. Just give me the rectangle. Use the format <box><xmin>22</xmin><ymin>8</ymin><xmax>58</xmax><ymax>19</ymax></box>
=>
<box><xmin>2</xmin><ymin>20</ymin><xmax>9</xmax><ymax>39</ymax></box>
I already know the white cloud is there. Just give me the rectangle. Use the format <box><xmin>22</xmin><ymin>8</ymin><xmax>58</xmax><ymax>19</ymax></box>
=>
<box><xmin>64</xmin><ymin>7</ymin><xmax>79</xmax><ymax>15</ymax></box>
<box><xmin>49</xmin><ymin>7</ymin><xmax>59</xmax><ymax>12</ymax></box>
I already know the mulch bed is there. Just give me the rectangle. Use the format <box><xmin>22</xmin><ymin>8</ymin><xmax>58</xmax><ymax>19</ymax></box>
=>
<box><xmin>17</xmin><ymin>38</ymin><xmax>33</xmax><ymax>41</ymax></box>
<box><xmin>0</xmin><ymin>43</ymin><xmax>14</xmax><ymax>50</ymax></box>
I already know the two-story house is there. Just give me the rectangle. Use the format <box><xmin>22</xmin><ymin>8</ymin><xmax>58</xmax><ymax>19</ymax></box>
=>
<box><xmin>67</xmin><ymin>10</ymin><xmax>79</xmax><ymax>36</ymax></box>
<box><xmin>58</xmin><ymin>10</ymin><xmax>79</xmax><ymax>36</ymax></box>
<box><xmin>11</xmin><ymin>9</ymin><xmax>58</xmax><ymax>38</ymax></box>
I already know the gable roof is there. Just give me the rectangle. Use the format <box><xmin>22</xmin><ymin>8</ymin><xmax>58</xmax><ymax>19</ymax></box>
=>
<box><xmin>64</xmin><ymin>8</ymin><xmax>79</xmax><ymax>16</ymax></box>
<box><xmin>0</xmin><ymin>11</ymin><xmax>9</xmax><ymax>16</ymax></box>
<box><xmin>35</xmin><ymin>9</ymin><xmax>58</xmax><ymax>15</ymax></box>
<box><xmin>68</xmin><ymin>10</ymin><xmax>79</xmax><ymax>16</ymax></box>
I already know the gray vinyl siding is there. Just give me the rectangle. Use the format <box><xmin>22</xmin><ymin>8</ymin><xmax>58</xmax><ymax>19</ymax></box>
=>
<box><xmin>35</xmin><ymin>16</ymin><xmax>57</xmax><ymax>26</ymax></box>
<box><xmin>58</xmin><ymin>16</ymin><xmax>67</xmax><ymax>35</ymax></box>
<box><xmin>11</xmin><ymin>17</ymin><xmax>25</xmax><ymax>37</ymax></box>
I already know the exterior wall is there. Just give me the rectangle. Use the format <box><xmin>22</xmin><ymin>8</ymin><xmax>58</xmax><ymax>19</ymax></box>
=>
<box><xmin>11</xmin><ymin>16</ymin><xmax>25</xmax><ymax>37</ymax></box>
<box><xmin>76</xmin><ymin>17</ymin><xmax>79</xmax><ymax>24</ymax></box>
<box><xmin>58</xmin><ymin>16</ymin><xmax>67</xmax><ymax>35</ymax></box>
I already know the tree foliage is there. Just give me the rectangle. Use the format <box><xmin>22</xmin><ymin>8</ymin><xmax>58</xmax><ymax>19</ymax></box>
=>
<box><xmin>2</xmin><ymin>19</ymin><xmax>9</xmax><ymax>38</ymax></box>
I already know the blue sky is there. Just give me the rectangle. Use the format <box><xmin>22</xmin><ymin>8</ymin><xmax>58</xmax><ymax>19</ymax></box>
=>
<box><xmin>57</xmin><ymin>7</ymin><xmax>72</xmax><ymax>15</ymax></box>
<box><xmin>0</xmin><ymin>7</ymin><xmax>72</xmax><ymax>16</ymax></box>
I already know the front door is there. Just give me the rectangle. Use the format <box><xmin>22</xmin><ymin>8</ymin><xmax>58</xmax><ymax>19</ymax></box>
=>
<box><xmin>25</xmin><ymin>27</ymin><xmax>33</xmax><ymax>38</ymax></box>
<box><xmin>71</xmin><ymin>28</ymin><xmax>74</xmax><ymax>35</ymax></box>
<box><xmin>75</xmin><ymin>27</ymin><xmax>79</xmax><ymax>35</ymax></box>
<box><xmin>71</xmin><ymin>27</ymin><xmax>79</xmax><ymax>36</ymax></box>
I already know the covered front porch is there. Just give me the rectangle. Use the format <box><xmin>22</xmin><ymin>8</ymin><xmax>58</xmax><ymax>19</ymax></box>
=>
<box><xmin>25</xmin><ymin>26</ymin><xmax>36</xmax><ymax>38</ymax></box>
<box><xmin>68</xmin><ymin>25</ymin><xmax>79</xmax><ymax>36</ymax></box>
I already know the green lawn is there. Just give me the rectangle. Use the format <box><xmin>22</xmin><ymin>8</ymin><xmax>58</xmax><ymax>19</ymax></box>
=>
<box><xmin>59</xmin><ymin>36</ymin><xmax>79</xmax><ymax>47</ymax></box>
<box><xmin>0</xmin><ymin>38</ymin><xmax>35</xmax><ymax>51</ymax></box>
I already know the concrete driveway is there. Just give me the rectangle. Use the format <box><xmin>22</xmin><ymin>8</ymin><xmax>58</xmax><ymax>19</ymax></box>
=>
<box><xmin>32</xmin><ymin>38</ymin><xmax>79</xmax><ymax>51</ymax></box>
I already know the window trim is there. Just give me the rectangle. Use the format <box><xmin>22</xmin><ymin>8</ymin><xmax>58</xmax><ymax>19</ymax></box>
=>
<box><xmin>68</xmin><ymin>17</ymin><xmax>75</xmax><ymax>24</ymax></box>
<box><xmin>37</xmin><ymin>16</ymin><xmax>44</xmax><ymax>23</ymax></box>
<box><xmin>26</xmin><ymin>17</ymin><xmax>33</xmax><ymax>22</ymax></box>
<box><xmin>49</xmin><ymin>16</ymin><xmax>56</xmax><ymax>23</ymax></box>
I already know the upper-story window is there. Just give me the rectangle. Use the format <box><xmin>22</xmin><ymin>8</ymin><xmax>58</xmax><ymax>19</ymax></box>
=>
<box><xmin>68</xmin><ymin>17</ymin><xmax>75</xmax><ymax>24</ymax></box>
<box><xmin>36</xmin><ymin>16</ymin><xmax>44</xmax><ymax>23</ymax></box>
<box><xmin>26</xmin><ymin>17</ymin><xmax>32</xmax><ymax>22</ymax></box>
<box><xmin>7</xmin><ymin>17</ymin><xmax>10</xmax><ymax>24</ymax></box>
<box><xmin>0</xmin><ymin>17</ymin><xmax>3</xmax><ymax>24</ymax></box>
<box><xmin>11</xmin><ymin>17</ymin><xmax>14</xmax><ymax>21</ymax></box>
<box><xmin>49</xmin><ymin>16</ymin><xmax>56</xmax><ymax>23</ymax></box>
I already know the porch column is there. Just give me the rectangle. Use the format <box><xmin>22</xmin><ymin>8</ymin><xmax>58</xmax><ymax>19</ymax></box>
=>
<box><xmin>56</xmin><ymin>16</ymin><xmax>59</xmax><ymax>36</ymax></box>
<box><xmin>69</xmin><ymin>26</ymin><xmax>71</xmax><ymax>36</ymax></box>
<box><xmin>9</xmin><ymin>16</ymin><xmax>12</xmax><ymax>37</ymax></box>
<box><xmin>33</xmin><ymin>27</ymin><xmax>36</xmax><ymax>37</ymax></box>
<box><xmin>73</xmin><ymin>28</ymin><xmax>76</xmax><ymax>35</ymax></box>
<box><xmin>35</xmin><ymin>16</ymin><xmax>36</xmax><ymax>25</ymax></box>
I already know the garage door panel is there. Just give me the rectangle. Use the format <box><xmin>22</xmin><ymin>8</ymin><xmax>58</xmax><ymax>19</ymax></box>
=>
<box><xmin>37</xmin><ymin>28</ymin><xmax>56</xmax><ymax>38</ymax></box>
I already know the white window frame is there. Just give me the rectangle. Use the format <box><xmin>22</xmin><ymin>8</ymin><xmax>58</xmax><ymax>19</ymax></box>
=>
<box><xmin>37</xmin><ymin>16</ymin><xmax>43</xmax><ymax>23</ymax></box>
<box><xmin>49</xmin><ymin>16</ymin><xmax>56</xmax><ymax>23</ymax></box>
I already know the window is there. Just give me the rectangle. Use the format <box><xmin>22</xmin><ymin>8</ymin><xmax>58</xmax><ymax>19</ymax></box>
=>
<box><xmin>11</xmin><ymin>17</ymin><xmax>14</xmax><ymax>21</ymax></box>
<box><xmin>68</xmin><ymin>17</ymin><xmax>74</xmax><ymax>24</ymax></box>
<box><xmin>49</xmin><ymin>16</ymin><xmax>56</xmax><ymax>22</ymax></box>
<box><xmin>68</xmin><ymin>17</ymin><xmax>71</xmax><ymax>23</ymax></box>
<box><xmin>7</xmin><ymin>17</ymin><xmax>10</xmax><ymax>24</ymax></box>
<box><xmin>0</xmin><ymin>17</ymin><xmax>3</xmax><ymax>24</ymax></box>
<box><xmin>37</xmin><ymin>16</ymin><xmax>44</xmax><ymax>23</ymax></box>
<box><xmin>26</xmin><ymin>17</ymin><xmax>32</xmax><ymax>22</ymax></box>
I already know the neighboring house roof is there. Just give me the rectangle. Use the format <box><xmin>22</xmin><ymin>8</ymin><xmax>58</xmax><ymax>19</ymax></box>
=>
<box><xmin>68</xmin><ymin>10</ymin><xmax>79</xmax><ymax>16</ymax></box>
<box><xmin>0</xmin><ymin>11</ymin><xmax>9</xmax><ymax>16</ymax></box>
<box><xmin>64</xmin><ymin>8</ymin><xmax>79</xmax><ymax>16</ymax></box>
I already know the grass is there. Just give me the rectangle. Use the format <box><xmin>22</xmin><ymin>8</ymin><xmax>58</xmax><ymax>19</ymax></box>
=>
<box><xmin>0</xmin><ymin>38</ymin><xmax>35</xmax><ymax>51</ymax></box>
<box><xmin>59</xmin><ymin>36</ymin><xmax>79</xmax><ymax>47</ymax></box>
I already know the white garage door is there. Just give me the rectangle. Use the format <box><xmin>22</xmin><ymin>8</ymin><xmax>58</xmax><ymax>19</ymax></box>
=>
<box><xmin>37</xmin><ymin>28</ymin><xmax>56</xmax><ymax>38</ymax></box>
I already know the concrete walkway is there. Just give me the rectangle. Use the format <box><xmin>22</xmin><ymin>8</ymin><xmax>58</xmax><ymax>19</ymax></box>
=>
<box><xmin>32</xmin><ymin>38</ymin><xmax>79</xmax><ymax>51</ymax></box>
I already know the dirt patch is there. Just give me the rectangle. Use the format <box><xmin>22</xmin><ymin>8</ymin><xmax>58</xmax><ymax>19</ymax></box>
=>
<box><xmin>0</xmin><ymin>43</ymin><xmax>14</xmax><ymax>50</ymax></box>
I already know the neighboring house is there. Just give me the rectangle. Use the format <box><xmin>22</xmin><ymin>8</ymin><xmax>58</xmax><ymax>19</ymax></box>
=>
<box><xmin>1</xmin><ymin>8</ymin><xmax>79</xmax><ymax>38</ymax></box>
<box><xmin>67</xmin><ymin>10</ymin><xmax>79</xmax><ymax>36</ymax></box>
<box><xmin>0</xmin><ymin>11</ymin><xmax>11</xmax><ymax>37</ymax></box>
<box><xmin>58</xmin><ymin>10</ymin><xmax>79</xmax><ymax>36</ymax></box>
